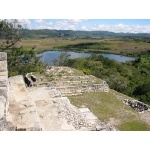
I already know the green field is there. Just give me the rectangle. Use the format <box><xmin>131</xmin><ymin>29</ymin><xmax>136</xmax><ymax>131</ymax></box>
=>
<box><xmin>68</xmin><ymin>90</ymin><xmax>150</xmax><ymax>131</ymax></box>
<box><xmin>15</xmin><ymin>38</ymin><xmax>150</xmax><ymax>54</ymax></box>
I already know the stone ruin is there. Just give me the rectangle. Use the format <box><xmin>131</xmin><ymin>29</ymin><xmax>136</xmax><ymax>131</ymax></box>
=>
<box><xmin>6</xmin><ymin>75</ymin><xmax>117</xmax><ymax>131</ymax></box>
<box><xmin>0</xmin><ymin>52</ymin><xmax>117</xmax><ymax>131</ymax></box>
<box><xmin>1</xmin><ymin>52</ymin><xmax>150</xmax><ymax>131</ymax></box>
<box><xmin>113</xmin><ymin>90</ymin><xmax>150</xmax><ymax>113</ymax></box>
<box><xmin>121</xmin><ymin>98</ymin><xmax>150</xmax><ymax>113</ymax></box>
<box><xmin>0</xmin><ymin>52</ymin><xmax>8</xmax><ymax>130</ymax></box>
<box><xmin>44</xmin><ymin>66</ymin><xmax>109</xmax><ymax>96</ymax></box>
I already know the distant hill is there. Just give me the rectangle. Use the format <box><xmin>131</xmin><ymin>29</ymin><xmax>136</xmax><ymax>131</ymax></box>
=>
<box><xmin>21</xmin><ymin>29</ymin><xmax>150</xmax><ymax>39</ymax></box>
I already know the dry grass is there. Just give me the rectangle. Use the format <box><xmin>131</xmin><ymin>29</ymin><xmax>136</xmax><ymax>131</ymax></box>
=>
<box><xmin>14</xmin><ymin>38</ymin><xmax>150</xmax><ymax>54</ymax></box>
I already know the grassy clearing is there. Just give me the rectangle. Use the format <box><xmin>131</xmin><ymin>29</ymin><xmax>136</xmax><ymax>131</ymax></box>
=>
<box><xmin>68</xmin><ymin>91</ymin><xmax>150</xmax><ymax>131</ymax></box>
<box><xmin>118</xmin><ymin>120</ymin><xmax>150</xmax><ymax>131</ymax></box>
<box><xmin>14</xmin><ymin>38</ymin><xmax>150</xmax><ymax>54</ymax></box>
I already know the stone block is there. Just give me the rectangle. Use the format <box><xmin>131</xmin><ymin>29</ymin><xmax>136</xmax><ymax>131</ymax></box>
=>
<box><xmin>0</xmin><ymin>76</ymin><xmax>7</xmax><ymax>87</ymax></box>
<box><xmin>0</xmin><ymin>61</ymin><xmax>7</xmax><ymax>72</ymax></box>
<box><xmin>0</xmin><ymin>53</ymin><xmax>7</xmax><ymax>61</ymax></box>
<box><xmin>0</xmin><ymin>96</ymin><xmax>6</xmax><ymax>119</ymax></box>
<box><xmin>0</xmin><ymin>96</ymin><xmax>6</xmax><ymax>104</ymax></box>
<box><xmin>0</xmin><ymin>71</ymin><xmax>8</xmax><ymax>76</ymax></box>
<box><xmin>0</xmin><ymin>119</ymin><xmax>5</xmax><ymax>131</ymax></box>
<box><xmin>79</xmin><ymin>108</ymin><xmax>90</xmax><ymax>113</ymax></box>
<box><xmin>0</xmin><ymin>87</ymin><xmax>7</xmax><ymax>98</ymax></box>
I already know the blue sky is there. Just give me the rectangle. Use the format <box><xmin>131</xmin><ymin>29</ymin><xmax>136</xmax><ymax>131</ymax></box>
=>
<box><xmin>18</xmin><ymin>19</ymin><xmax>150</xmax><ymax>33</ymax></box>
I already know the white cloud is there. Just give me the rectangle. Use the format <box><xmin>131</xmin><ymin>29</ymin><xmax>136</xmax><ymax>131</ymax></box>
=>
<box><xmin>89</xmin><ymin>24</ymin><xmax>150</xmax><ymax>33</ymax></box>
<box><xmin>30</xmin><ymin>19</ymin><xmax>85</xmax><ymax>30</ymax></box>
<box><xmin>80</xmin><ymin>26</ymin><xmax>89</xmax><ymax>31</ymax></box>
<box><xmin>13</xmin><ymin>19</ymin><xmax>150</xmax><ymax>33</ymax></box>
<box><xmin>18</xmin><ymin>19</ymin><xmax>33</xmax><ymax>29</ymax></box>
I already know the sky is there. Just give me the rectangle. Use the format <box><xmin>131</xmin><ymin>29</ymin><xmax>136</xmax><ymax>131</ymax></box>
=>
<box><xmin>17</xmin><ymin>19</ymin><xmax>150</xmax><ymax>33</ymax></box>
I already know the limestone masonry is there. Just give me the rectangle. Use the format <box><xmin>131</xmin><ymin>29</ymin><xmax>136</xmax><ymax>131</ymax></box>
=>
<box><xmin>0</xmin><ymin>52</ymin><xmax>150</xmax><ymax>131</ymax></box>
<box><xmin>0</xmin><ymin>52</ymin><xmax>8</xmax><ymax>130</ymax></box>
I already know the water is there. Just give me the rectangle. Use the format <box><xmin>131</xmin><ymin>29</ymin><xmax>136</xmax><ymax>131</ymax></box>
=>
<box><xmin>100</xmin><ymin>53</ymin><xmax>135</xmax><ymax>62</ymax></box>
<box><xmin>39</xmin><ymin>51</ymin><xmax>135</xmax><ymax>65</ymax></box>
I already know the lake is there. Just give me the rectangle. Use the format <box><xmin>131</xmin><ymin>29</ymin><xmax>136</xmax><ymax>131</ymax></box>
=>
<box><xmin>39</xmin><ymin>51</ymin><xmax>135</xmax><ymax>65</ymax></box>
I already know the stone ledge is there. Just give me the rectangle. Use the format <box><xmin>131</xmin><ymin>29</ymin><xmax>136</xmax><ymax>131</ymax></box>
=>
<box><xmin>0</xmin><ymin>87</ymin><xmax>8</xmax><ymax>98</ymax></box>
<box><xmin>0</xmin><ymin>101</ymin><xmax>5</xmax><ymax>119</ymax></box>
<box><xmin>0</xmin><ymin>96</ymin><xmax>6</xmax><ymax>104</ymax></box>
<box><xmin>0</xmin><ymin>52</ymin><xmax>7</xmax><ymax>61</ymax></box>
<box><xmin>0</xmin><ymin>76</ymin><xmax>7</xmax><ymax>87</ymax></box>
<box><xmin>0</xmin><ymin>71</ymin><xmax>8</xmax><ymax>76</ymax></box>
<box><xmin>0</xmin><ymin>61</ymin><xmax>7</xmax><ymax>72</ymax></box>
<box><xmin>0</xmin><ymin>119</ymin><xmax>5</xmax><ymax>130</ymax></box>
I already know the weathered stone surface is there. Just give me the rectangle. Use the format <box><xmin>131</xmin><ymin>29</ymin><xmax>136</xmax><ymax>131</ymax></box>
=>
<box><xmin>0</xmin><ymin>61</ymin><xmax>7</xmax><ymax>72</ymax></box>
<box><xmin>0</xmin><ymin>101</ymin><xmax>5</xmax><ymax>119</ymax></box>
<box><xmin>0</xmin><ymin>52</ymin><xmax>8</xmax><ymax>130</ymax></box>
<box><xmin>0</xmin><ymin>71</ymin><xmax>8</xmax><ymax>76</ymax></box>
<box><xmin>5</xmin><ymin>67</ymin><xmax>118</xmax><ymax>131</ymax></box>
<box><xmin>0</xmin><ymin>119</ymin><xmax>5</xmax><ymax>130</ymax></box>
<box><xmin>0</xmin><ymin>96</ymin><xmax>6</xmax><ymax>119</ymax></box>
<box><xmin>0</xmin><ymin>52</ymin><xmax>7</xmax><ymax>61</ymax></box>
<box><xmin>0</xmin><ymin>76</ymin><xmax>7</xmax><ymax>87</ymax></box>
<box><xmin>115</xmin><ymin>93</ymin><xmax>150</xmax><ymax>113</ymax></box>
<box><xmin>0</xmin><ymin>87</ymin><xmax>7</xmax><ymax>98</ymax></box>
<box><xmin>0</xmin><ymin>96</ymin><xmax>6</xmax><ymax>103</ymax></box>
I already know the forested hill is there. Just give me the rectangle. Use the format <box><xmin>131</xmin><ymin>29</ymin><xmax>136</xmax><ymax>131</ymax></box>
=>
<box><xmin>21</xmin><ymin>29</ymin><xmax>150</xmax><ymax>39</ymax></box>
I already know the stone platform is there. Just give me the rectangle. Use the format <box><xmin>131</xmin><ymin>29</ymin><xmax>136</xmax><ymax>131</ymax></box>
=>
<box><xmin>6</xmin><ymin>75</ymin><xmax>117</xmax><ymax>131</ymax></box>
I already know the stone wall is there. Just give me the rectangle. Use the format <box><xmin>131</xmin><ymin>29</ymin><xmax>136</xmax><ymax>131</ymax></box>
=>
<box><xmin>0</xmin><ymin>52</ymin><xmax>8</xmax><ymax>130</ymax></box>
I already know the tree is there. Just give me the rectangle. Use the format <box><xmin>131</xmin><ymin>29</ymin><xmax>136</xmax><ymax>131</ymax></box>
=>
<box><xmin>0</xmin><ymin>19</ymin><xmax>22</xmax><ymax>51</ymax></box>
<box><xmin>0</xmin><ymin>19</ymin><xmax>44</xmax><ymax>77</ymax></box>
<box><xmin>8</xmin><ymin>48</ymin><xmax>45</xmax><ymax>77</ymax></box>
<box><xmin>52</xmin><ymin>52</ymin><xmax>71</xmax><ymax>66</ymax></box>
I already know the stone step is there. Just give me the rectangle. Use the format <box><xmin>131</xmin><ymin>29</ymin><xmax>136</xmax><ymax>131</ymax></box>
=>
<box><xmin>6</xmin><ymin>75</ymin><xmax>43</xmax><ymax>131</ymax></box>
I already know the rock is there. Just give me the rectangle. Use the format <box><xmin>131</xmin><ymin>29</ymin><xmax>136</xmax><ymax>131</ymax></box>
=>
<box><xmin>0</xmin><ymin>76</ymin><xmax>7</xmax><ymax>87</ymax></box>
<box><xmin>0</xmin><ymin>53</ymin><xmax>7</xmax><ymax>61</ymax></box>
<box><xmin>0</xmin><ymin>87</ymin><xmax>7</xmax><ymax>98</ymax></box>
<box><xmin>0</xmin><ymin>61</ymin><xmax>7</xmax><ymax>72</ymax></box>
<box><xmin>0</xmin><ymin>119</ymin><xmax>5</xmax><ymax>131</ymax></box>
<box><xmin>0</xmin><ymin>101</ymin><xmax>5</xmax><ymax>119</ymax></box>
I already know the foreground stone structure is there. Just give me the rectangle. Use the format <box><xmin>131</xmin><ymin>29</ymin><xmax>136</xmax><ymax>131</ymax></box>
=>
<box><xmin>6</xmin><ymin>75</ymin><xmax>117</xmax><ymax>131</ymax></box>
<box><xmin>1</xmin><ymin>54</ymin><xmax>150</xmax><ymax>131</ymax></box>
<box><xmin>0</xmin><ymin>52</ymin><xmax>8</xmax><ymax>130</ymax></box>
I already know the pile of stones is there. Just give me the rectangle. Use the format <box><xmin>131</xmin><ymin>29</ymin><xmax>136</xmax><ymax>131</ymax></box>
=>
<box><xmin>122</xmin><ymin>99</ymin><xmax>150</xmax><ymax>112</ymax></box>
<box><xmin>0</xmin><ymin>52</ymin><xmax>8</xmax><ymax>130</ymax></box>
<box><xmin>56</xmin><ymin>97</ymin><xmax>88</xmax><ymax>130</ymax></box>
<box><xmin>55</xmin><ymin>97</ymin><xmax>117</xmax><ymax>131</ymax></box>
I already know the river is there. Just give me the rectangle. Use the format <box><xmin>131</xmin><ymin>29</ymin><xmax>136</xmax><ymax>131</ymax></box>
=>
<box><xmin>39</xmin><ymin>51</ymin><xmax>135</xmax><ymax>65</ymax></box>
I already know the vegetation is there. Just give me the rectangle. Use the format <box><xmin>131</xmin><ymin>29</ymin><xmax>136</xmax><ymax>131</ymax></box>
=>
<box><xmin>20</xmin><ymin>29</ymin><xmax>150</xmax><ymax>39</ymax></box>
<box><xmin>0</xmin><ymin>19</ymin><xmax>22</xmax><ymax>51</ymax></box>
<box><xmin>52</xmin><ymin>52</ymin><xmax>71</xmax><ymax>66</ymax></box>
<box><xmin>65</xmin><ymin>52</ymin><xmax>150</xmax><ymax>104</ymax></box>
<box><xmin>68</xmin><ymin>91</ymin><xmax>150</xmax><ymax>131</ymax></box>
<box><xmin>0</xmin><ymin>19</ymin><xmax>45</xmax><ymax>77</ymax></box>
<box><xmin>7</xmin><ymin>48</ymin><xmax>45</xmax><ymax>77</ymax></box>
<box><xmin>14</xmin><ymin>38</ymin><xmax>150</xmax><ymax>54</ymax></box>
<box><xmin>0</xmin><ymin>20</ymin><xmax>150</xmax><ymax>130</ymax></box>
<box><xmin>55</xmin><ymin>42</ymin><xmax>111</xmax><ymax>51</ymax></box>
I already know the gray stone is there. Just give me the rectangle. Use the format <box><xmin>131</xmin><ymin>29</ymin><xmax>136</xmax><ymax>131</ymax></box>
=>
<box><xmin>0</xmin><ymin>96</ymin><xmax>6</xmax><ymax>104</ymax></box>
<box><xmin>0</xmin><ymin>101</ymin><xmax>5</xmax><ymax>119</ymax></box>
<box><xmin>0</xmin><ymin>76</ymin><xmax>7</xmax><ymax>87</ymax></box>
<box><xmin>0</xmin><ymin>53</ymin><xmax>7</xmax><ymax>61</ymax></box>
<box><xmin>0</xmin><ymin>71</ymin><xmax>8</xmax><ymax>76</ymax></box>
<box><xmin>0</xmin><ymin>87</ymin><xmax>7</xmax><ymax>98</ymax></box>
<box><xmin>0</xmin><ymin>119</ymin><xmax>5</xmax><ymax>131</ymax></box>
<box><xmin>0</xmin><ymin>61</ymin><xmax>7</xmax><ymax>72</ymax></box>
<box><xmin>79</xmin><ymin>108</ymin><xmax>90</xmax><ymax>113</ymax></box>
